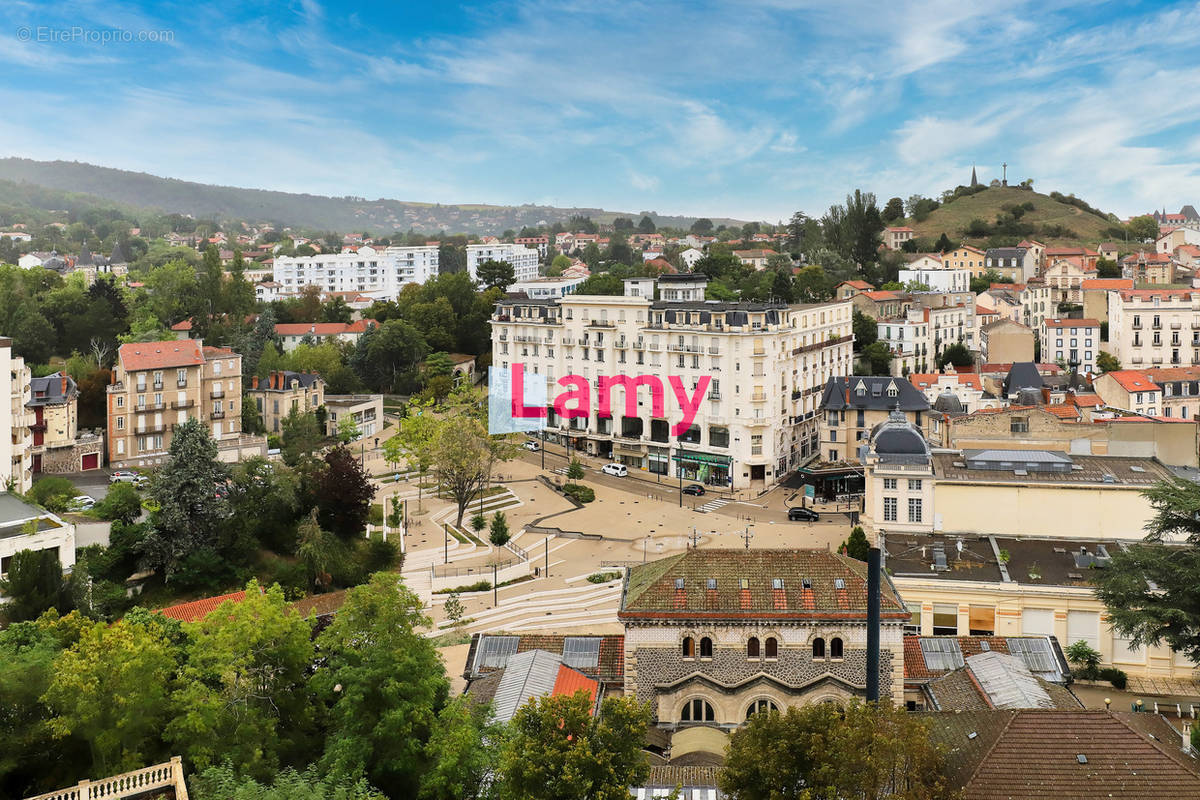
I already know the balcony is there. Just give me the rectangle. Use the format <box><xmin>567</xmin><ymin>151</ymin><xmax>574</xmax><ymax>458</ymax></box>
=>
<box><xmin>751</xmin><ymin>392</ymin><xmax>766</xmax><ymax>402</ymax></box>
<box><xmin>707</xmin><ymin>346</ymin><xmax>720</xmax><ymax>354</ymax></box>
<box><xmin>633</xmin><ymin>339</ymin><xmax>645</xmax><ymax>350</ymax></box>
<box><xmin>210</xmin><ymin>389</ymin><xmax>225</xmax><ymax>399</ymax></box>
<box><xmin>171</xmin><ymin>400</ymin><xmax>194</xmax><ymax>410</ymax></box>
<box><xmin>210</xmin><ymin>411</ymin><xmax>226</xmax><ymax>420</ymax></box>
<box><xmin>177</xmin><ymin>379</ymin><xmax>188</xmax><ymax>388</ymax></box>
<box><xmin>136</xmin><ymin>424</ymin><xmax>166</xmax><ymax>434</ymax></box>
<box><xmin>587</xmin><ymin>320</ymin><xmax>615</xmax><ymax>328</ymax></box>
<box><xmin>152</xmin><ymin>382</ymin><xmax>164</xmax><ymax>391</ymax></box>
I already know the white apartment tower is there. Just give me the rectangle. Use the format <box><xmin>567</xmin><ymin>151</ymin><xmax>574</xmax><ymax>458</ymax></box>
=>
<box><xmin>468</xmin><ymin>243</ymin><xmax>541</xmax><ymax>284</ymax></box>
<box><xmin>491</xmin><ymin>287</ymin><xmax>853</xmax><ymax>490</ymax></box>
<box><xmin>1</xmin><ymin>337</ymin><xmax>33</xmax><ymax>493</ymax></box>
<box><xmin>273</xmin><ymin>245</ymin><xmax>439</xmax><ymax>301</ymax></box>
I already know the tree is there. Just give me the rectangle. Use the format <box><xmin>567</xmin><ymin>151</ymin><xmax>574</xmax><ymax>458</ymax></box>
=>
<box><xmin>93</xmin><ymin>482</ymin><xmax>142</xmax><ymax>525</ymax></box>
<box><xmin>476</xmin><ymin>259</ymin><xmax>516</xmax><ymax>292</ymax></box>
<box><xmin>281</xmin><ymin>407</ymin><xmax>324</xmax><ymax>467</ymax></box>
<box><xmin>841</xmin><ymin>526</ymin><xmax>870</xmax><ymax>561</ymax></box>
<box><xmin>719</xmin><ymin>701</ymin><xmax>955</xmax><ymax>800</ymax></box>
<box><xmin>1096</xmin><ymin>257</ymin><xmax>1121</xmax><ymax>279</ymax></box>
<box><xmin>689</xmin><ymin>218</ymin><xmax>713</xmax><ymax>234</ymax></box>
<box><xmin>43</xmin><ymin>617</ymin><xmax>177</xmax><ymax>777</ymax></box>
<box><xmin>1127</xmin><ymin>215</ymin><xmax>1160</xmax><ymax>242</ymax></box>
<box><xmin>361</xmin><ymin>318</ymin><xmax>430</xmax><ymax>393</ymax></box>
<box><xmin>936</xmin><ymin>342</ymin><xmax>974</xmax><ymax>369</ymax></box>
<box><xmin>970</xmin><ymin>268</ymin><xmax>1004</xmax><ymax>294</ymax></box>
<box><xmin>933</xmin><ymin>233</ymin><xmax>955</xmax><ymax>253</ymax></box>
<box><xmin>316</xmin><ymin>445</ymin><xmax>376</xmax><ymax>541</ymax></box>
<box><xmin>443</xmin><ymin>592</ymin><xmax>465</xmax><ymax>627</ymax></box>
<box><xmin>419</xmin><ymin>696</ymin><xmax>499</xmax><ymax>800</ymax></box>
<box><xmin>497</xmin><ymin>692</ymin><xmax>651</xmax><ymax>800</ymax></box>
<box><xmin>314</xmin><ymin>574</ymin><xmax>449</xmax><ymax>798</ymax></box>
<box><xmin>0</xmin><ymin>548</ymin><xmax>66</xmax><ymax>622</ymax></box>
<box><xmin>166</xmin><ymin>582</ymin><xmax>316</xmax><ymax>778</ymax></box>
<box><xmin>224</xmin><ymin>250</ymin><xmax>256</xmax><ymax>323</ymax></box>
<box><xmin>792</xmin><ymin>264</ymin><xmax>830</xmax><ymax>303</ymax></box>
<box><xmin>861</xmin><ymin>341</ymin><xmax>893</xmax><ymax>376</ymax></box>
<box><xmin>547</xmin><ymin>253</ymin><xmax>572</xmax><ymax>276</ymax></box>
<box><xmin>337</xmin><ymin>415</ymin><xmax>362</xmax><ymax>444</ymax></box>
<box><xmin>852</xmin><ymin>310</ymin><xmax>877</xmax><ymax>351</ymax></box>
<box><xmin>637</xmin><ymin>215</ymin><xmax>656</xmax><ymax>234</ymax></box>
<box><xmin>138</xmin><ymin>418</ymin><xmax>230</xmax><ymax>579</ymax></box>
<box><xmin>26</xmin><ymin>476</ymin><xmax>77</xmax><ymax>513</ymax></box>
<box><xmin>296</xmin><ymin>512</ymin><xmax>348</xmax><ymax>592</ymax></box>
<box><xmin>191</xmin><ymin>764</ymin><xmax>384</xmax><ymax>800</ymax></box>
<box><xmin>1065</xmin><ymin>640</ymin><xmax>1102</xmax><ymax>679</ymax></box>
<box><xmin>567</xmin><ymin>459</ymin><xmax>585</xmax><ymax>480</ymax></box>
<box><xmin>242</xmin><ymin>393</ymin><xmax>266</xmax><ymax>434</ymax></box>
<box><xmin>386</xmin><ymin>401</ymin><xmax>439</xmax><ymax>511</ymax></box>
<box><xmin>822</xmin><ymin>190</ymin><xmax>884</xmax><ymax>269</ymax></box>
<box><xmin>1094</xmin><ymin>477</ymin><xmax>1200</xmax><ymax>664</ymax></box>
<box><xmin>882</xmin><ymin>196</ymin><xmax>905</xmax><ymax>223</ymax></box>
<box><xmin>489</xmin><ymin>511</ymin><xmax>511</xmax><ymax>547</ymax></box>
<box><xmin>1096</xmin><ymin>351</ymin><xmax>1121</xmax><ymax>373</ymax></box>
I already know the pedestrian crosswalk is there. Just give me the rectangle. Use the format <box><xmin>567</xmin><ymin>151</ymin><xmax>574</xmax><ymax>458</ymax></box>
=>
<box><xmin>696</xmin><ymin>497</ymin><xmax>731</xmax><ymax>514</ymax></box>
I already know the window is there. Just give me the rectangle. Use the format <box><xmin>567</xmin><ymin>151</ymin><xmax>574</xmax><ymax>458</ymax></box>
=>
<box><xmin>883</xmin><ymin>478</ymin><xmax>897</xmax><ymax>490</ymax></box>
<box><xmin>830</xmin><ymin>637</ymin><xmax>843</xmax><ymax>659</ymax></box>
<box><xmin>1067</xmin><ymin>610</ymin><xmax>1100</xmax><ymax>652</ymax></box>
<box><xmin>905</xmin><ymin>602</ymin><xmax>922</xmax><ymax>635</ymax></box>
<box><xmin>699</xmin><ymin>637</ymin><xmax>713</xmax><ymax>658</ymax></box>
<box><xmin>908</xmin><ymin>479</ymin><xmax>922</xmax><ymax>491</ymax></box>
<box><xmin>1011</xmin><ymin>417</ymin><xmax>1029</xmax><ymax>433</ymax></box>
<box><xmin>1112</xmin><ymin>631</ymin><xmax>1144</xmax><ymax>664</ymax></box>
<box><xmin>680</xmin><ymin>698</ymin><xmax>715</xmax><ymax>723</ymax></box>
<box><xmin>765</xmin><ymin>637</ymin><xmax>778</xmax><ymax>658</ymax></box>
<box><xmin>116</xmin><ymin>416</ymin><xmax>124</xmax><ymax>430</ymax></box>
<box><xmin>968</xmin><ymin>606</ymin><xmax>995</xmax><ymax>636</ymax></box>
<box><xmin>883</xmin><ymin>497</ymin><xmax>897</xmax><ymax>522</ymax></box>
<box><xmin>682</xmin><ymin>636</ymin><xmax>695</xmax><ymax>659</ymax></box>
<box><xmin>812</xmin><ymin>637</ymin><xmax>825</xmax><ymax>659</ymax></box>
<box><xmin>746</xmin><ymin>699</ymin><xmax>778</xmax><ymax>719</ymax></box>
<box><xmin>908</xmin><ymin>498</ymin><xmax>922</xmax><ymax>523</ymax></box>
<box><xmin>932</xmin><ymin>604</ymin><xmax>958</xmax><ymax>636</ymax></box>
<box><xmin>562</xmin><ymin>637</ymin><xmax>601</xmax><ymax>668</ymax></box>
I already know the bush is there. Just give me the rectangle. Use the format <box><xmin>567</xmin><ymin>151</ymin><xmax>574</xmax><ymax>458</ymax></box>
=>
<box><xmin>587</xmin><ymin>571</ymin><xmax>622</xmax><ymax>584</ymax></box>
<box><xmin>94</xmin><ymin>481</ymin><xmax>143</xmax><ymax>525</ymax></box>
<box><xmin>1099</xmin><ymin>666</ymin><xmax>1128</xmax><ymax>689</ymax></box>
<box><xmin>433</xmin><ymin>580</ymin><xmax>491</xmax><ymax>594</ymax></box>
<box><xmin>358</xmin><ymin>537</ymin><xmax>400</xmax><ymax>573</ymax></box>
<box><xmin>367</xmin><ymin>503</ymin><xmax>383</xmax><ymax>526</ymax></box>
<box><xmin>26</xmin><ymin>476</ymin><xmax>77</xmax><ymax>512</ymax></box>
<box><xmin>1065</xmin><ymin>640</ymin><xmax>1102</xmax><ymax>680</ymax></box>
<box><xmin>562</xmin><ymin>483</ymin><xmax>595</xmax><ymax>503</ymax></box>
<box><xmin>267</xmin><ymin>434</ymin><xmax>283</xmax><ymax>450</ymax></box>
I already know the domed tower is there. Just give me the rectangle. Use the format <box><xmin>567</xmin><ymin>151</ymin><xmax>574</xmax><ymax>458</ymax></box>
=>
<box><xmin>863</xmin><ymin>408</ymin><xmax>934</xmax><ymax>534</ymax></box>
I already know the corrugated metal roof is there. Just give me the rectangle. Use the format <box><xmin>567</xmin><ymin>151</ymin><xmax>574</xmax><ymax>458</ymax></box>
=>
<box><xmin>492</xmin><ymin>650</ymin><xmax>564</xmax><ymax>723</ymax></box>
<box><xmin>967</xmin><ymin>651</ymin><xmax>1054</xmax><ymax>709</ymax></box>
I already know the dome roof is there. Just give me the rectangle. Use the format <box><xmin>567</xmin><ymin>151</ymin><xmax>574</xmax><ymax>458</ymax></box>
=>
<box><xmin>932</xmin><ymin>388</ymin><xmax>964</xmax><ymax>414</ymax></box>
<box><xmin>870</xmin><ymin>409</ymin><xmax>930</xmax><ymax>457</ymax></box>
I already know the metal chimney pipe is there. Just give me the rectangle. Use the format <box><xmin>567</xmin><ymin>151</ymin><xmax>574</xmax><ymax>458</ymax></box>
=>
<box><xmin>866</xmin><ymin>546</ymin><xmax>881</xmax><ymax>703</ymax></box>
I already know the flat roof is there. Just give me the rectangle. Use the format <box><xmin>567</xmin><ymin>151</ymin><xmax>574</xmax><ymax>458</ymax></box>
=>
<box><xmin>932</xmin><ymin>452</ymin><xmax>1172</xmax><ymax>486</ymax></box>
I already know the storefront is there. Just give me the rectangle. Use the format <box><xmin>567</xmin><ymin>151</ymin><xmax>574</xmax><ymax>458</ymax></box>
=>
<box><xmin>648</xmin><ymin>446</ymin><xmax>670</xmax><ymax>476</ymax></box>
<box><xmin>797</xmin><ymin>458</ymin><xmax>864</xmax><ymax>500</ymax></box>
<box><xmin>672</xmin><ymin>450</ymin><xmax>732</xmax><ymax>486</ymax></box>
<box><xmin>615</xmin><ymin>441</ymin><xmax>645</xmax><ymax>469</ymax></box>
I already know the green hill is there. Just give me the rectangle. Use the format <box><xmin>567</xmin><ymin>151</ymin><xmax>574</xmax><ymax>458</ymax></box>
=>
<box><xmin>0</xmin><ymin>158</ymin><xmax>746</xmax><ymax>235</ymax></box>
<box><xmin>904</xmin><ymin>185</ymin><xmax>1124</xmax><ymax>249</ymax></box>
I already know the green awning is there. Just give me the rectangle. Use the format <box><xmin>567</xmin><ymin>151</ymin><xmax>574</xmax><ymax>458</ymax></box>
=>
<box><xmin>672</xmin><ymin>452</ymin><xmax>731</xmax><ymax>466</ymax></box>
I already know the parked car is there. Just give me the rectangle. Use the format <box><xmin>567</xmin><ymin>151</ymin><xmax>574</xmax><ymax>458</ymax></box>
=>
<box><xmin>788</xmin><ymin>506</ymin><xmax>819</xmax><ymax>522</ymax></box>
<box><xmin>682</xmin><ymin>483</ymin><xmax>706</xmax><ymax>496</ymax></box>
<box><xmin>523</xmin><ymin>440</ymin><xmax>541</xmax><ymax>451</ymax></box>
<box><xmin>69</xmin><ymin>495</ymin><xmax>96</xmax><ymax>511</ymax></box>
<box><xmin>109</xmin><ymin>470</ymin><xmax>146</xmax><ymax>486</ymax></box>
<box><xmin>601</xmin><ymin>463</ymin><xmax>628</xmax><ymax>477</ymax></box>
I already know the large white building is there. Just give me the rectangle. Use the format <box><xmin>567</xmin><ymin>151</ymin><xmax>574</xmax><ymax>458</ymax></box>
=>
<box><xmin>1107</xmin><ymin>288</ymin><xmax>1200</xmax><ymax>369</ymax></box>
<box><xmin>468</xmin><ymin>243</ymin><xmax>541</xmax><ymax>284</ymax></box>
<box><xmin>897</xmin><ymin>264</ymin><xmax>970</xmax><ymax>293</ymax></box>
<box><xmin>2</xmin><ymin>337</ymin><xmax>33</xmax><ymax>493</ymax></box>
<box><xmin>491</xmin><ymin>282</ymin><xmax>853</xmax><ymax>489</ymax></box>
<box><xmin>273</xmin><ymin>245</ymin><xmax>439</xmax><ymax>301</ymax></box>
<box><xmin>0</xmin><ymin>493</ymin><xmax>76</xmax><ymax>596</ymax></box>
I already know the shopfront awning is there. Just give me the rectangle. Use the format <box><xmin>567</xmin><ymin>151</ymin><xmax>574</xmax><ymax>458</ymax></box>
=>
<box><xmin>671</xmin><ymin>451</ymin><xmax>731</xmax><ymax>466</ymax></box>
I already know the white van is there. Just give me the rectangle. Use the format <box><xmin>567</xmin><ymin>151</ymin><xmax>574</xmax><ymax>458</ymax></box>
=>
<box><xmin>602</xmin><ymin>463</ymin><xmax>628</xmax><ymax>477</ymax></box>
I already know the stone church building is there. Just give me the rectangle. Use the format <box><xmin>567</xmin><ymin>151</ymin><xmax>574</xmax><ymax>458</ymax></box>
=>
<box><xmin>618</xmin><ymin>548</ymin><xmax>908</xmax><ymax>728</ymax></box>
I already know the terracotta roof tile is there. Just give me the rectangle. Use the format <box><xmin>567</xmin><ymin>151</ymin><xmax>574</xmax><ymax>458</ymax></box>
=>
<box><xmin>159</xmin><ymin>590</ymin><xmax>247</xmax><ymax>623</ymax></box>
<box><xmin>552</xmin><ymin>664</ymin><xmax>599</xmax><ymax>708</ymax></box>
<box><xmin>118</xmin><ymin>340</ymin><xmax>204</xmax><ymax>372</ymax></box>
<box><xmin>1104</xmin><ymin>370</ymin><xmax>1161</xmax><ymax>393</ymax></box>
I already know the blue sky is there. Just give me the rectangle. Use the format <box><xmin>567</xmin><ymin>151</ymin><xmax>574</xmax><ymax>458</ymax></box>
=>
<box><xmin>2</xmin><ymin>0</ymin><xmax>1199</xmax><ymax>223</ymax></box>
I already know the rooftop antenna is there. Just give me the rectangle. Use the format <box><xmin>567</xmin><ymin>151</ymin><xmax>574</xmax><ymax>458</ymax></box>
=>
<box><xmin>1002</xmin><ymin>162</ymin><xmax>1008</xmax><ymax>186</ymax></box>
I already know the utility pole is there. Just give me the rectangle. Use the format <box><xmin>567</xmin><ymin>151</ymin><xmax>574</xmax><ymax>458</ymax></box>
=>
<box><xmin>739</xmin><ymin>526</ymin><xmax>753</xmax><ymax>549</ymax></box>
<box><xmin>676</xmin><ymin>442</ymin><xmax>683</xmax><ymax>507</ymax></box>
<box><xmin>444</xmin><ymin>523</ymin><xmax>449</xmax><ymax>564</ymax></box>
<box><xmin>688</xmin><ymin>527</ymin><xmax>702</xmax><ymax>549</ymax></box>
<box><xmin>544</xmin><ymin>536</ymin><xmax>549</xmax><ymax>577</ymax></box>
<box><xmin>493</xmin><ymin>562</ymin><xmax>498</xmax><ymax>606</ymax></box>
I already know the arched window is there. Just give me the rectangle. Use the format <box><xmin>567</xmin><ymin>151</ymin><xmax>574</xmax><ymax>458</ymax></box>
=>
<box><xmin>747</xmin><ymin>637</ymin><xmax>760</xmax><ymax>658</ymax></box>
<box><xmin>830</xmin><ymin>637</ymin><xmax>844</xmax><ymax>659</ymax></box>
<box><xmin>765</xmin><ymin>637</ymin><xmax>778</xmax><ymax>658</ymax></box>
<box><xmin>700</xmin><ymin>636</ymin><xmax>713</xmax><ymax>658</ymax></box>
<box><xmin>745</xmin><ymin>699</ymin><xmax>779</xmax><ymax>720</ymax></box>
<box><xmin>680</xmin><ymin>698</ymin><xmax>715</xmax><ymax>722</ymax></box>
<box><xmin>682</xmin><ymin>636</ymin><xmax>695</xmax><ymax>658</ymax></box>
<box><xmin>812</xmin><ymin>637</ymin><xmax>825</xmax><ymax>659</ymax></box>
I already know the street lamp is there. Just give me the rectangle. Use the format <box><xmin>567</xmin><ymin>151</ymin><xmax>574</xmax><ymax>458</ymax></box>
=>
<box><xmin>675</xmin><ymin>441</ymin><xmax>684</xmax><ymax>507</ymax></box>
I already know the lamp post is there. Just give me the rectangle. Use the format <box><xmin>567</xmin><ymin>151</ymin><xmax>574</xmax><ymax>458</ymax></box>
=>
<box><xmin>676</xmin><ymin>441</ymin><xmax>684</xmax><ymax>507</ymax></box>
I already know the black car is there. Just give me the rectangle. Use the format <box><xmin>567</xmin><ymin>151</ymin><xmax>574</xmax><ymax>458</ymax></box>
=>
<box><xmin>682</xmin><ymin>483</ymin><xmax>706</xmax><ymax>496</ymax></box>
<box><xmin>788</xmin><ymin>506</ymin><xmax>819</xmax><ymax>522</ymax></box>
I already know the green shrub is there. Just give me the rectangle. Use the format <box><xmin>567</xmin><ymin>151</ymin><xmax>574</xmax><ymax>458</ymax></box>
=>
<box><xmin>267</xmin><ymin>434</ymin><xmax>283</xmax><ymax>450</ymax></box>
<box><xmin>359</xmin><ymin>537</ymin><xmax>399</xmax><ymax>573</ymax></box>
<box><xmin>26</xmin><ymin>476</ymin><xmax>77</xmax><ymax>512</ymax></box>
<box><xmin>367</xmin><ymin>503</ymin><xmax>383</xmax><ymax>526</ymax></box>
<box><xmin>562</xmin><ymin>483</ymin><xmax>595</xmax><ymax>503</ymax></box>
<box><xmin>172</xmin><ymin>548</ymin><xmax>244</xmax><ymax>593</ymax></box>
<box><xmin>1065</xmin><ymin>640</ymin><xmax>1102</xmax><ymax>680</ymax></box>
<box><xmin>1098</xmin><ymin>667</ymin><xmax>1127</xmax><ymax>689</ymax></box>
<box><xmin>587</xmin><ymin>571</ymin><xmax>622</xmax><ymax>584</ymax></box>
<box><xmin>434</xmin><ymin>580</ymin><xmax>491</xmax><ymax>594</ymax></box>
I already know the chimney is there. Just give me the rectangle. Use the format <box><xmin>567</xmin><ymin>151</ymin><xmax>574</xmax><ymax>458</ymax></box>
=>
<box><xmin>61</xmin><ymin>375</ymin><xmax>68</xmax><ymax>396</ymax></box>
<box><xmin>866</xmin><ymin>546</ymin><xmax>881</xmax><ymax>703</ymax></box>
<box><xmin>251</xmin><ymin>375</ymin><xmax>259</xmax><ymax>390</ymax></box>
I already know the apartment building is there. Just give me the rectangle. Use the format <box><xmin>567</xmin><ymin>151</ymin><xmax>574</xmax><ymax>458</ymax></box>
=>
<box><xmin>979</xmin><ymin>318</ymin><xmax>1034</xmax><ymax>364</ymax></box>
<box><xmin>1</xmin><ymin>338</ymin><xmax>33</xmax><ymax>492</ymax></box>
<box><xmin>107</xmin><ymin>340</ymin><xmax>250</xmax><ymax>468</ymax></box>
<box><xmin>27</xmin><ymin>372</ymin><xmax>103</xmax><ymax>473</ymax></box>
<box><xmin>1080</xmin><ymin>278</ymin><xmax>1132</xmax><ymax>324</ymax></box>
<box><xmin>877</xmin><ymin>299</ymin><xmax>976</xmax><ymax>376</ymax></box>
<box><xmin>1040</xmin><ymin>318</ymin><xmax>1100</xmax><ymax>373</ymax></box>
<box><xmin>1107</xmin><ymin>288</ymin><xmax>1199</xmax><ymax>369</ymax></box>
<box><xmin>1018</xmin><ymin>279</ymin><xmax>1053</xmax><ymax>333</ymax></box>
<box><xmin>467</xmin><ymin>242</ymin><xmax>540</xmax><ymax>284</ymax></box>
<box><xmin>817</xmin><ymin>376</ymin><xmax>931</xmax><ymax>465</ymax></box>
<box><xmin>1093</xmin><ymin>370</ymin><xmax>1163</xmax><ymax>416</ymax></box>
<box><xmin>940</xmin><ymin>245</ymin><xmax>987</xmax><ymax>276</ymax></box>
<box><xmin>275</xmin><ymin>319</ymin><xmax>376</xmax><ymax>352</ymax></box>
<box><xmin>882</xmin><ymin>226</ymin><xmax>914</xmax><ymax>250</ymax></box>
<box><xmin>1042</xmin><ymin>259</ymin><xmax>1095</xmax><ymax>305</ymax></box>
<box><xmin>247</xmin><ymin>371</ymin><xmax>325</xmax><ymax>434</ymax></box>
<box><xmin>1143</xmin><ymin>366</ymin><xmax>1200</xmax><ymax>420</ymax></box>
<box><xmin>491</xmin><ymin>287</ymin><xmax>854</xmax><ymax>489</ymax></box>
<box><xmin>273</xmin><ymin>245</ymin><xmax>439</xmax><ymax>301</ymax></box>
<box><xmin>897</xmin><ymin>263</ymin><xmax>969</xmax><ymax>293</ymax></box>
<box><xmin>325</xmin><ymin>394</ymin><xmax>383</xmax><ymax>442</ymax></box>
<box><xmin>514</xmin><ymin>235</ymin><xmax>549</xmax><ymax>257</ymax></box>
<box><xmin>1</xmin><ymin>493</ymin><xmax>75</xmax><ymax>595</ymax></box>
<box><xmin>984</xmin><ymin>247</ymin><xmax>1034</xmax><ymax>282</ymax></box>
<box><xmin>511</xmin><ymin>275</ymin><xmax>586</xmax><ymax>298</ymax></box>
<box><xmin>1121</xmin><ymin>250</ymin><xmax>1176</xmax><ymax>285</ymax></box>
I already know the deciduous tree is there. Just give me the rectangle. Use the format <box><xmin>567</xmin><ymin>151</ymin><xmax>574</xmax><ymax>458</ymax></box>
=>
<box><xmin>316</xmin><ymin>445</ymin><xmax>376</xmax><ymax>541</ymax></box>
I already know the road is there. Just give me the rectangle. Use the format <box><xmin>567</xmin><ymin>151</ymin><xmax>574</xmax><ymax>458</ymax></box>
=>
<box><xmin>61</xmin><ymin>470</ymin><xmax>114</xmax><ymax>502</ymax></box>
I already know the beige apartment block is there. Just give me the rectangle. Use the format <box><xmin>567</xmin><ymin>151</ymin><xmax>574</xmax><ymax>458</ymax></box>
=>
<box><xmin>248</xmin><ymin>370</ymin><xmax>325</xmax><ymax>434</ymax></box>
<box><xmin>324</xmin><ymin>394</ymin><xmax>383</xmax><ymax>443</ymax></box>
<box><xmin>979</xmin><ymin>318</ymin><xmax>1034</xmax><ymax>364</ymax></box>
<box><xmin>28</xmin><ymin>372</ymin><xmax>103</xmax><ymax>473</ymax></box>
<box><xmin>107</xmin><ymin>340</ymin><xmax>254</xmax><ymax>468</ymax></box>
<box><xmin>1</xmin><ymin>338</ymin><xmax>33</xmax><ymax>492</ymax></box>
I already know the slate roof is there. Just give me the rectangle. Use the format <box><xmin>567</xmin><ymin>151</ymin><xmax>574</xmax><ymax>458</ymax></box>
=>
<box><xmin>820</xmin><ymin>376</ymin><xmax>931</xmax><ymax>412</ymax></box>
<box><xmin>619</xmin><ymin>548</ymin><xmax>906</xmax><ymax>619</ymax></box>
<box><xmin>158</xmin><ymin>590</ymin><xmax>248</xmax><ymax>623</ymax></box>
<box><xmin>925</xmin><ymin>710</ymin><xmax>1200</xmax><ymax>799</ymax></box>
<box><xmin>1002</xmin><ymin>362</ymin><xmax>1044</xmax><ymax>395</ymax></box>
<box><xmin>27</xmin><ymin>372</ymin><xmax>77</xmax><ymax>407</ymax></box>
